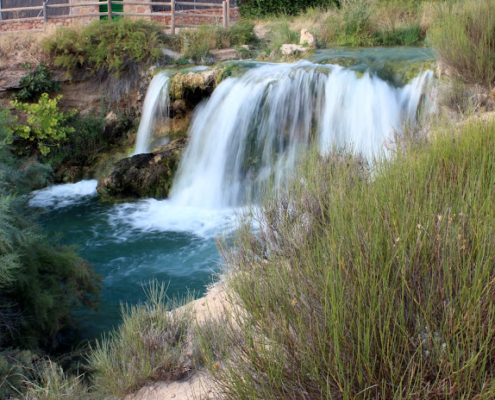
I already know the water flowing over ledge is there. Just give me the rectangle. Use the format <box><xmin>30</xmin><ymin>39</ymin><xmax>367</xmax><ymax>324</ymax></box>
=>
<box><xmin>170</xmin><ymin>61</ymin><xmax>434</xmax><ymax>209</ymax></box>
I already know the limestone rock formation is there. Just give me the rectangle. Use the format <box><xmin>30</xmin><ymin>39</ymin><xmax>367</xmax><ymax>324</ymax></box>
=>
<box><xmin>300</xmin><ymin>29</ymin><xmax>317</xmax><ymax>47</ymax></box>
<box><xmin>281</xmin><ymin>44</ymin><xmax>309</xmax><ymax>56</ymax></box>
<box><xmin>97</xmin><ymin>137</ymin><xmax>188</xmax><ymax>201</ymax></box>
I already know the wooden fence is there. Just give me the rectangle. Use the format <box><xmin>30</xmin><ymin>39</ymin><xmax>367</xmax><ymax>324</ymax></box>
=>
<box><xmin>0</xmin><ymin>0</ymin><xmax>234</xmax><ymax>33</ymax></box>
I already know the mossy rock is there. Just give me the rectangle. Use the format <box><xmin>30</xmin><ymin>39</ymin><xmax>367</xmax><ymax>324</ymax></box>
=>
<box><xmin>97</xmin><ymin>137</ymin><xmax>188</xmax><ymax>201</ymax></box>
<box><xmin>169</xmin><ymin>69</ymin><xmax>220</xmax><ymax>100</ymax></box>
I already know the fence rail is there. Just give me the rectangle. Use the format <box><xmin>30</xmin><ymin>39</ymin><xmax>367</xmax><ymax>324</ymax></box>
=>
<box><xmin>0</xmin><ymin>0</ymin><xmax>234</xmax><ymax>33</ymax></box>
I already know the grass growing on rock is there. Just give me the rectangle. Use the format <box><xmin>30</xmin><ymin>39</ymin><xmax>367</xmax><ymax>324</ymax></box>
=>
<box><xmin>87</xmin><ymin>282</ymin><xmax>195</xmax><ymax>398</ymax></box>
<box><xmin>211</xmin><ymin>117</ymin><xmax>495</xmax><ymax>399</ymax></box>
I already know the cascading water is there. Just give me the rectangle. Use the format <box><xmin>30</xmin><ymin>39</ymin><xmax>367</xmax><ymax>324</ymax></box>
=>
<box><xmin>134</xmin><ymin>66</ymin><xmax>211</xmax><ymax>154</ymax></box>
<box><xmin>170</xmin><ymin>61</ymin><xmax>434</xmax><ymax>209</ymax></box>
<box><xmin>133</xmin><ymin>71</ymin><xmax>172</xmax><ymax>154</ymax></box>
<box><xmin>29</xmin><ymin>53</ymin><xmax>436</xmax><ymax>339</ymax></box>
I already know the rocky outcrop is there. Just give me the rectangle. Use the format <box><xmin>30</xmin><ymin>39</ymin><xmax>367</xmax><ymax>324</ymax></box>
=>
<box><xmin>169</xmin><ymin>69</ymin><xmax>219</xmax><ymax>100</ymax></box>
<box><xmin>281</xmin><ymin>44</ymin><xmax>309</xmax><ymax>56</ymax></box>
<box><xmin>300</xmin><ymin>29</ymin><xmax>317</xmax><ymax>47</ymax></box>
<box><xmin>97</xmin><ymin>138</ymin><xmax>188</xmax><ymax>201</ymax></box>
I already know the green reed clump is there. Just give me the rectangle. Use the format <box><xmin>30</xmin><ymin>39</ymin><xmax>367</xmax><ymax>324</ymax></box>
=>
<box><xmin>214</xmin><ymin>118</ymin><xmax>495</xmax><ymax>399</ymax></box>
<box><xmin>429</xmin><ymin>0</ymin><xmax>495</xmax><ymax>86</ymax></box>
<box><xmin>87</xmin><ymin>282</ymin><xmax>194</xmax><ymax>398</ymax></box>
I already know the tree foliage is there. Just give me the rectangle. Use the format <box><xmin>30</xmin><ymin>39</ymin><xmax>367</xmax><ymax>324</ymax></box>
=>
<box><xmin>11</xmin><ymin>94</ymin><xmax>76</xmax><ymax>156</ymax></box>
<box><xmin>12</xmin><ymin>63</ymin><xmax>61</xmax><ymax>103</ymax></box>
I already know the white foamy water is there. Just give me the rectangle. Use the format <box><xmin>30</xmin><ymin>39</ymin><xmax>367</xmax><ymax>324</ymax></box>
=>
<box><xmin>107</xmin><ymin>199</ymin><xmax>240</xmax><ymax>239</ymax></box>
<box><xmin>29</xmin><ymin>180</ymin><xmax>98</xmax><ymax>208</ymax></box>
<box><xmin>170</xmin><ymin>61</ymin><xmax>434</xmax><ymax>209</ymax></box>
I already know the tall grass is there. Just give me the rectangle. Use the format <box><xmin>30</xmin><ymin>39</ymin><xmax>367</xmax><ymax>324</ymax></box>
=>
<box><xmin>179</xmin><ymin>21</ymin><xmax>257</xmax><ymax>63</ymax></box>
<box><xmin>213</xmin><ymin>118</ymin><xmax>495</xmax><ymax>399</ymax></box>
<box><xmin>429</xmin><ymin>0</ymin><xmax>495</xmax><ymax>86</ymax></box>
<box><xmin>22</xmin><ymin>361</ymin><xmax>91</xmax><ymax>400</ymax></box>
<box><xmin>87</xmin><ymin>282</ymin><xmax>194</xmax><ymax>398</ymax></box>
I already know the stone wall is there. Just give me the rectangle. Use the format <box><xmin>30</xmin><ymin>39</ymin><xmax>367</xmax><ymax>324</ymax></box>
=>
<box><xmin>124</xmin><ymin>0</ymin><xmax>151</xmax><ymax>19</ymax></box>
<box><xmin>151</xmin><ymin>7</ymin><xmax>239</xmax><ymax>27</ymax></box>
<box><xmin>0</xmin><ymin>17</ymin><xmax>72</xmax><ymax>32</ymax></box>
<box><xmin>0</xmin><ymin>1</ymin><xmax>238</xmax><ymax>32</ymax></box>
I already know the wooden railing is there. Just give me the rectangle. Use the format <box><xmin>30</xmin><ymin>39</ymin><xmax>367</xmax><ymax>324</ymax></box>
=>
<box><xmin>0</xmin><ymin>0</ymin><xmax>233</xmax><ymax>33</ymax></box>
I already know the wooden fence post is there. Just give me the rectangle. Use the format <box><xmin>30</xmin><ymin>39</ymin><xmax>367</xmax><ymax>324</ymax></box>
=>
<box><xmin>222</xmin><ymin>1</ymin><xmax>227</xmax><ymax>28</ymax></box>
<box><xmin>171</xmin><ymin>0</ymin><xmax>175</xmax><ymax>34</ymax></box>
<box><xmin>226</xmin><ymin>0</ymin><xmax>230</xmax><ymax>28</ymax></box>
<box><xmin>107</xmin><ymin>0</ymin><xmax>112</xmax><ymax>20</ymax></box>
<box><xmin>43</xmin><ymin>1</ymin><xmax>47</xmax><ymax>28</ymax></box>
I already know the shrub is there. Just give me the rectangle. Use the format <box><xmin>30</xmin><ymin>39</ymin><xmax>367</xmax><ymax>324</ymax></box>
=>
<box><xmin>238</xmin><ymin>0</ymin><xmax>337</xmax><ymax>17</ymax></box>
<box><xmin>22</xmin><ymin>360</ymin><xmax>91</xmax><ymax>400</ymax></box>
<box><xmin>88</xmin><ymin>283</ymin><xmax>193</xmax><ymax>398</ymax></box>
<box><xmin>180</xmin><ymin>22</ymin><xmax>257</xmax><ymax>63</ymax></box>
<box><xmin>0</xmin><ymin>349</ymin><xmax>40</xmax><ymax>399</ymax></box>
<box><xmin>43</xmin><ymin>19</ymin><xmax>172</xmax><ymax>78</ymax></box>
<box><xmin>12</xmin><ymin>63</ymin><xmax>61</xmax><ymax>103</ymax></box>
<box><xmin>215</xmin><ymin>118</ymin><xmax>495</xmax><ymax>399</ymax></box>
<box><xmin>266</xmin><ymin>21</ymin><xmax>299</xmax><ymax>53</ymax></box>
<box><xmin>429</xmin><ymin>0</ymin><xmax>495</xmax><ymax>86</ymax></box>
<box><xmin>11</xmin><ymin>94</ymin><xmax>76</xmax><ymax>156</ymax></box>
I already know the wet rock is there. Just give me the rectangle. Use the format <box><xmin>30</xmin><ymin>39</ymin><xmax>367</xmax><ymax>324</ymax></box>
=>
<box><xmin>97</xmin><ymin>137</ymin><xmax>188</xmax><ymax>201</ymax></box>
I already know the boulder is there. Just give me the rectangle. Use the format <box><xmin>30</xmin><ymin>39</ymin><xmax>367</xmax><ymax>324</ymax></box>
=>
<box><xmin>300</xmin><ymin>29</ymin><xmax>317</xmax><ymax>47</ymax></box>
<box><xmin>97</xmin><ymin>137</ymin><xmax>188</xmax><ymax>201</ymax></box>
<box><xmin>281</xmin><ymin>44</ymin><xmax>309</xmax><ymax>56</ymax></box>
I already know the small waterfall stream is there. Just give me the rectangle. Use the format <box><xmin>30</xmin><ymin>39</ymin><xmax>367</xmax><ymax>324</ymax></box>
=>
<box><xmin>133</xmin><ymin>71</ymin><xmax>172</xmax><ymax>155</ymax></box>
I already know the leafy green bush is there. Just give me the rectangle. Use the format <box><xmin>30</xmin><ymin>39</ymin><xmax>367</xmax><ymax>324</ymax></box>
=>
<box><xmin>429</xmin><ymin>0</ymin><xmax>495</xmax><ymax>86</ymax></box>
<box><xmin>238</xmin><ymin>0</ymin><xmax>337</xmax><ymax>17</ymax></box>
<box><xmin>43</xmin><ymin>19</ymin><xmax>172</xmax><ymax>78</ymax></box>
<box><xmin>12</xmin><ymin>63</ymin><xmax>61</xmax><ymax>103</ymax></box>
<box><xmin>11</xmin><ymin>94</ymin><xmax>76</xmax><ymax>156</ymax></box>
<box><xmin>215</xmin><ymin>119</ymin><xmax>495</xmax><ymax>399</ymax></box>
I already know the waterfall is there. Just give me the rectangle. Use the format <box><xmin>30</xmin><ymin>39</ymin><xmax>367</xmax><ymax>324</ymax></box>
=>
<box><xmin>133</xmin><ymin>71</ymin><xmax>171</xmax><ymax>155</ymax></box>
<box><xmin>170</xmin><ymin>61</ymin><xmax>434</xmax><ymax>209</ymax></box>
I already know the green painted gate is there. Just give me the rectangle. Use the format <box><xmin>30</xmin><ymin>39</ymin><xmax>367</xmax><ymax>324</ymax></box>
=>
<box><xmin>99</xmin><ymin>0</ymin><xmax>123</xmax><ymax>20</ymax></box>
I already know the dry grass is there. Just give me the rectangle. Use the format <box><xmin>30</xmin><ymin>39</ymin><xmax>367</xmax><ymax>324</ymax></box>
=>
<box><xmin>0</xmin><ymin>27</ymin><xmax>58</xmax><ymax>68</ymax></box>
